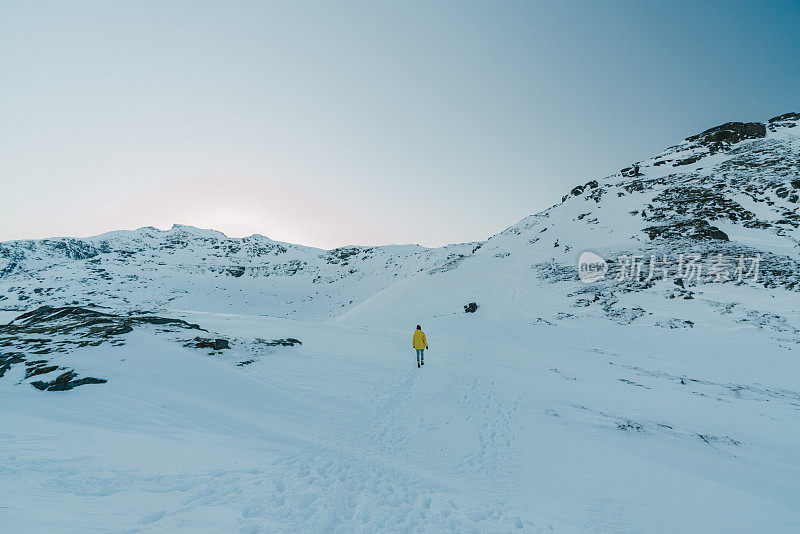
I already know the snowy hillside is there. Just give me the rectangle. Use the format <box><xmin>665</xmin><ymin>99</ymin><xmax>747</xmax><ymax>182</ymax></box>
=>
<box><xmin>0</xmin><ymin>224</ymin><xmax>476</xmax><ymax>319</ymax></box>
<box><xmin>2</xmin><ymin>113</ymin><xmax>800</xmax><ymax>532</ymax></box>
<box><xmin>341</xmin><ymin>113</ymin><xmax>800</xmax><ymax>335</ymax></box>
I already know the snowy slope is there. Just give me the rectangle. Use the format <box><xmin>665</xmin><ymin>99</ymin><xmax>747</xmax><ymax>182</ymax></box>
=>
<box><xmin>0</xmin><ymin>225</ymin><xmax>476</xmax><ymax>319</ymax></box>
<box><xmin>340</xmin><ymin>114</ymin><xmax>800</xmax><ymax>335</ymax></box>
<box><xmin>1</xmin><ymin>112</ymin><xmax>800</xmax><ymax>532</ymax></box>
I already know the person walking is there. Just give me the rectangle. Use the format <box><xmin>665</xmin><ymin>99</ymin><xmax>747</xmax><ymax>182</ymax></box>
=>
<box><xmin>412</xmin><ymin>325</ymin><xmax>428</xmax><ymax>368</ymax></box>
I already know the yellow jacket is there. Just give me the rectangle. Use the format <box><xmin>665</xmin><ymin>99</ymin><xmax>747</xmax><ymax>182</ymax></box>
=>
<box><xmin>412</xmin><ymin>330</ymin><xmax>428</xmax><ymax>350</ymax></box>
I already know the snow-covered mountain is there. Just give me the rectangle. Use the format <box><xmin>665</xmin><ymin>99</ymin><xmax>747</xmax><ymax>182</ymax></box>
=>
<box><xmin>340</xmin><ymin>113</ymin><xmax>800</xmax><ymax>334</ymax></box>
<box><xmin>3</xmin><ymin>112</ymin><xmax>798</xmax><ymax>360</ymax></box>
<box><xmin>2</xmin><ymin>112</ymin><xmax>800</xmax><ymax>532</ymax></box>
<box><xmin>0</xmin><ymin>224</ymin><xmax>477</xmax><ymax>319</ymax></box>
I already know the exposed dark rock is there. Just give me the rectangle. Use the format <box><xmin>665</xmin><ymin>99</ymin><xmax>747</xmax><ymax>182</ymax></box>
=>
<box><xmin>324</xmin><ymin>247</ymin><xmax>370</xmax><ymax>264</ymax></box>
<box><xmin>133</xmin><ymin>316</ymin><xmax>200</xmax><ymax>328</ymax></box>
<box><xmin>564</xmin><ymin>180</ymin><xmax>600</xmax><ymax>202</ymax></box>
<box><xmin>428</xmin><ymin>253</ymin><xmax>469</xmax><ymax>275</ymax></box>
<box><xmin>24</xmin><ymin>363</ymin><xmax>60</xmax><ymax>379</ymax></box>
<box><xmin>31</xmin><ymin>371</ymin><xmax>107</xmax><ymax>391</ymax></box>
<box><xmin>643</xmin><ymin>219</ymin><xmax>729</xmax><ymax>241</ymax></box>
<box><xmin>0</xmin><ymin>306</ymin><xmax>207</xmax><ymax>391</ymax></box>
<box><xmin>226</xmin><ymin>266</ymin><xmax>246</xmax><ymax>277</ymax></box>
<box><xmin>255</xmin><ymin>338</ymin><xmax>302</xmax><ymax>347</ymax></box>
<box><xmin>645</xmin><ymin>186</ymin><xmax>761</xmax><ymax>225</ymax></box>
<box><xmin>767</xmin><ymin>112</ymin><xmax>800</xmax><ymax>131</ymax></box>
<box><xmin>621</xmin><ymin>165</ymin><xmax>643</xmax><ymax>177</ymax></box>
<box><xmin>464</xmin><ymin>302</ymin><xmax>479</xmax><ymax>313</ymax></box>
<box><xmin>187</xmin><ymin>337</ymin><xmax>230</xmax><ymax>350</ymax></box>
<box><xmin>5</xmin><ymin>306</ymin><xmax>203</xmax><ymax>335</ymax></box>
<box><xmin>0</xmin><ymin>352</ymin><xmax>25</xmax><ymax>378</ymax></box>
<box><xmin>41</xmin><ymin>239</ymin><xmax>101</xmax><ymax>260</ymax></box>
<box><xmin>697</xmin><ymin>433</ymin><xmax>740</xmax><ymax>446</ymax></box>
<box><xmin>660</xmin><ymin>120</ymin><xmax>771</xmax><ymax>166</ymax></box>
<box><xmin>617</xmin><ymin>420</ymin><xmax>644</xmax><ymax>432</ymax></box>
<box><xmin>768</xmin><ymin>112</ymin><xmax>800</xmax><ymax>123</ymax></box>
<box><xmin>685</xmin><ymin>122</ymin><xmax>766</xmax><ymax>147</ymax></box>
<box><xmin>673</xmin><ymin>154</ymin><xmax>703</xmax><ymax>167</ymax></box>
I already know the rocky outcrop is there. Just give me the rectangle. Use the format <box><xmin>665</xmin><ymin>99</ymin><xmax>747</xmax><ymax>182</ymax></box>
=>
<box><xmin>645</xmin><ymin>186</ymin><xmax>762</xmax><ymax>225</ymax></box>
<box><xmin>255</xmin><ymin>338</ymin><xmax>302</xmax><ymax>347</ymax></box>
<box><xmin>186</xmin><ymin>337</ymin><xmax>230</xmax><ymax>350</ymax></box>
<box><xmin>767</xmin><ymin>112</ymin><xmax>800</xmax><ymax>131</ymax></box>
<box><xmin>621</xmin><ymin>165</ymin><xmax>643</xmax><ymax>178</ymax></box>
<box><xmin>643</xmin><ymin>220</ymin><xmax>729</xmax><ymax>241</ymax></box>
<box><xmin>562</xmin><ymin>179</ymin><xmax>600</xmax><ymax>202</ymax></box>
<box><xmin>6</xmin><ymin>306</ymin><xmax>204</xmax><ymax>335</ymax></box>
<box><xmin>31</xmin><ymin>371</ymin><xmax>107</xmax><ymax>391</ymax></box>
<box><xmin>685</xmin><ymin>122</ymin><xmax>766</xmax><ymax>150</ymax></box>
<box><xmin>0</xmin><ymin>306</ymin><xmax>206</xmax><ymax>391</ymax></box>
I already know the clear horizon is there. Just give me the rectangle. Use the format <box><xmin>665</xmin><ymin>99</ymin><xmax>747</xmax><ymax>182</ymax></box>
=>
<box><xmin>2</xmin><ymin>0</ymin><xmax>799</xmax><ymax>248</ymax></box>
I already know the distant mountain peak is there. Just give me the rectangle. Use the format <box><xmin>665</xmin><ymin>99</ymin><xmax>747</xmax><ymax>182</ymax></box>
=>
<box><xmin>167</xmin><ymin>224</ymin><xmax>229</xmax><ymax>240</ymax></box>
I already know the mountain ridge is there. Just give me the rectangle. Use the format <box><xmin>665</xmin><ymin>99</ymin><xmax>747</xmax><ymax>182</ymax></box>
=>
<box><xmin>1</xmin><ymin>112</ymin><xmax>798</xmax><ymax>322</ymax></box>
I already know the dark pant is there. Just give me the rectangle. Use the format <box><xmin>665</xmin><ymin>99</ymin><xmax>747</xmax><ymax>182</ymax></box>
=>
<box><xmin>416</xmin><ymin>349</ymin><xmax>424</xmax><ymax>361</ymax></box>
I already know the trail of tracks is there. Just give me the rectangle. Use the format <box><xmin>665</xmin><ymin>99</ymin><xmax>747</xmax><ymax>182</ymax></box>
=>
<box><xmin>245</xmin><ymin>333</ymin><xmax>536</xmax><ymax>532</ymax></box>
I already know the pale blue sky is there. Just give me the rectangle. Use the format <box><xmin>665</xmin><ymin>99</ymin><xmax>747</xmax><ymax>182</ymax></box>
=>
<box><xmin>2</xmin><ymin>1</ymin><xmax>798</xmax><ymax>248</ymax></box>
